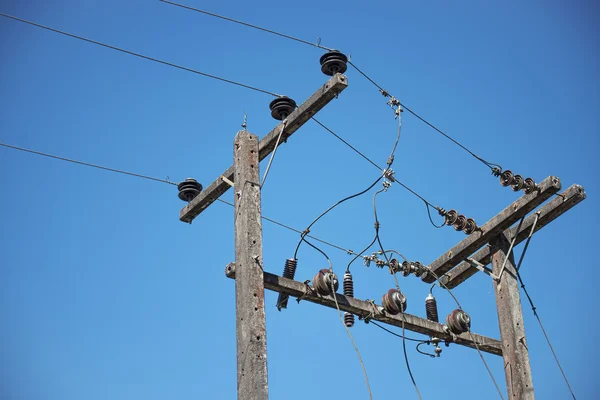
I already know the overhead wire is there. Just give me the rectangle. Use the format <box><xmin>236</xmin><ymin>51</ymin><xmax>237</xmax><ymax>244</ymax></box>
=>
<box><xmin>158</xmin><ymin>0</ymin><xmax>502</xmax><ymax>172</ymax></box>
<box><xmin>0</xmin><ymin>141</ymin><xmax>177</xmax><ymax>186</ymax></box>
<box><xmin>0</xmin><ymin>12</ymin><xmax>281</xmax><ymax>97</ymax></box>
<box><xmin>1</xmin><ymin>139</ymin><xmax>364</xmax><ymax>259</ymax></box>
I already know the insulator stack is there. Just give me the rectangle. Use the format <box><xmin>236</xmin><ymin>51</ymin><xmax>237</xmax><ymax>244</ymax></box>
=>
<box><xmin>499</xmin><ymin>169</ymin><xmax>537</xmax><ymax>194</ymax></box>
<box><xmin>445</xmin><ymin>309</ymin><xmax>471</xmax><ymax>335</ymax></box>
<box><xmin>269</xmin><ymin>96</ymin><xmax>296</xmax><ymax>120</ymax></box>
<box><xmin>443</xmin><ymin>209</ymin><xmax>478</xmax><ymax>235</ymax></box>
<box><xmin>177</xmin><ymin>178</ymin><xmax>203</xmax><ymax>202</ymax></box>
<box><xmin>319</xmin><ymin>50</ymin><xmax>348</xmax><ymax>76</ymax></box>
<box><xmin>425</xmin><ymin>293</ymin><xmax>439</xmax><ymax>323</ymax></box>
<box><xmin>389</xmin><ymin>258</ymin><xmax>400</xmax><ymax>274</ymax></box>
<box><xmin>343</xmin><ymin>273</ymin><xmax>355</xmax><ymax>327</ymax></box>
<box><xmin>276</xmin><ymin>259</ymin><xmax>298</xmax><ymax>311</ymax></box>
<box><xmin>312</xmin><ymin>269</ymin><xmax>339</xmax><ymax>296</ymax></box>
<box><xmin>382</xmin><ymin>288</ymin><xmax>407</xmax><ymax>315</ymax></box>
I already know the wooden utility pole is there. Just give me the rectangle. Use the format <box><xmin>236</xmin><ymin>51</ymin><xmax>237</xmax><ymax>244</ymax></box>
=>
<box><xmin>491</xmin><ymin>233</ymin><xmax>535</xmax><ymax>399</ymax></box>
<box><xmin>233</xmin><ymin>130</ymin><xmax>268</xmax><ymax>399</ymax></box>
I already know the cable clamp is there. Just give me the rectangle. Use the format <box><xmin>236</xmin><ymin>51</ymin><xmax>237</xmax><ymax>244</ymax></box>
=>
<box><xmin>383</xmin><ymin>168</ymin><xmax>396</xmax><ymax>182</ymax></box>
<box><xmin>296</xmin><ymin>280</ymin><xmax>315</xmax><ymax>304</ymax></box>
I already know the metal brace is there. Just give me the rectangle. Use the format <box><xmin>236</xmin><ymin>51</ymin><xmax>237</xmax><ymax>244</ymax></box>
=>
<box><xmin>296</xmin><ymin>280</ymin><xmax>314</xmax><ymax>304</ymax></box>
<box><xmin>466</xmin><ymin>257</ymin><xmax>499</xmax><ymax>280</ymax></box>
<box><xmin>221</xmin><ymin>175</ymin><xmax>235</xmax><ymax>187</ymax></box>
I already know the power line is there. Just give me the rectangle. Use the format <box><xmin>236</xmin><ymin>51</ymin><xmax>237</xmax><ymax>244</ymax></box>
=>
<box><xmin>0</xmin><ymin>12</ymin><xmax>281</xmax><ymax>97</ymax></box>
<box><xmin>0</xmin><ymin>141</ymin><xmax>177</xmax><ymax>186</ymax></box>
<box><xmin>159</xmin><ymin>1</ymin><xmax>502</xmax><ymax>172</ymax></box>
<box><xmin>159</xmin><ymin>0</ymin><xmax>334</xmax><ymax>52</ymax></box>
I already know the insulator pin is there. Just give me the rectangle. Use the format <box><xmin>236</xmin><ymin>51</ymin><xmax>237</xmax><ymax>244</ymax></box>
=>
<box><xmin>276</xmin><ymin>259</ymin><xmax>298</xmax><ymax>311</ymax></box>
<box><xmin>178</xmin><ymin>178</ymin><xmax>203</xmax><ymax>202</ymax></box>
<box><xmin>343</xmin><ymin>272</ymin><xmax>355</xmax><ymax>327</ymax></box>
<box><xmin>382</xmin><ymin>288</ymin><xmax>407</xmax><ymax>315</ymax></box>
<box><xmin>312</xmin><ymin>269</ymin><xmax>339</xmax><ymax>296</ymax></box>
<box><xmin>425</xmin><ymin>293</ymin><xmax>439</xmax><ymax>323</ymax></box>
<box><xmin>445</xmin><ymin>309</ymin><xmax>471</xmax><ymax>335</ymax></box>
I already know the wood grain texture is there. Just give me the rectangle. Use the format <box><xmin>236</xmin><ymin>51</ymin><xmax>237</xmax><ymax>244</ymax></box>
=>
<box><xmin>492</xmin><ymin>233</ymin><xmax>535</xmax><ymax>399</ymax></box>
<box><xmin>180</xmin><ymin>73</ymin><xmax>348</xmax><ymax>223</ymax></box>
<box><xmin>233</xmin><ymin>131</ymin><xmax>268</xmax><ymax>400</ymax></box>
<box><xmin>225</xmin><ymin>265</ymin><xmax>503</xmax><ymax>356</ymax></box>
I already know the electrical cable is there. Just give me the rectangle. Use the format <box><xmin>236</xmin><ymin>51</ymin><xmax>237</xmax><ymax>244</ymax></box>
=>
<box><xmin>369</xmin><ymin>320</ymin><xmax>426</xmax><ymax>343</ymax></box>
<box><xmin>0</xmin><ymin>141</ymin><xmax>177</xmax><ymax>186</ymax></box>
<box><xmin>0</xmin><ymin>12</ymin><xmax>281</xmax><ymax>97</ymax></box>
<box><xmin>157</xmin><ymin>1</ymin><xmax>502</xmax><ymax>172</ymax></box>
<box><xmin>401</xmin><ymin>316</ymin><xmax>423</xmax><ymax>400</ymax></box>
<box><xmin>260</xmin><ymin>120</ymin><xmax>287</xmax><ymax>188</ymax></box>
<box><xmin>159</xmin><ymin>0</ymin><xmax>334</xmax><ymax>52</ymax></box>
<box><xmin>416</xmin><ymin>341</ymin><xmax>436</xmax><ymax>358</ymax></box>
<box><xmin>302</xmin><ymin>238</ymin><xmax>373</xmax><ymax>400</ymax></box>
<box><xmin>293</xmin><ymin>175</ymin><xmax>383</xmax><ymax>259</ymax></box>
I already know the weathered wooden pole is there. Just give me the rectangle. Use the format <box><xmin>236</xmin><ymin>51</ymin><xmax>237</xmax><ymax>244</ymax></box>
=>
<box><xmin>491</xmin><ymin>233</ymin><xmax>535</xmax><ymax>399</ymax></box>
<box><xmin>234</xmin><ymin>130</ymin><xmax>268</xmax><ymax>400</ymax></box>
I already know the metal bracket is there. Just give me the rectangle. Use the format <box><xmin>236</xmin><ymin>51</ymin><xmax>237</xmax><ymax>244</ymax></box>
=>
<box><xmin>465</xmin><ymin>258</ymin><xmax>499</xmax><ymax>280</ymax></box>
<box><xmin>221</xmin><ymin>175</ymin><xmax>235</xmax><ymax>187</ymax></box>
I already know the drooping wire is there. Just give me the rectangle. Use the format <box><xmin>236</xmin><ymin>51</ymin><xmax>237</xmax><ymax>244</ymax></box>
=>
<box><xmin>0</xmin><ymin>141</ymin><xmax>177</xmax><ymax>186</ymax></box>
<box><xmin>159</xmin><ymin>0</ymin><xmax>334</xmax><ymax>52</ymax></box>
<box><xmin>302</xmin><ymin>238</ymin><xmax>373</xmax><ymax>400</ymax></box>
<box><xmin>312</xmin><ymin>118</ymin><xmax>446</xmax><ymax>228</ymax></box>
<box><xmin>156</xmin><ymin>1</ymin><xmax>502</xmax><ymax>172</ymax></box>
<box><xmin>293</xmin><ymin>175</ymin><xmax>383</xmax><ymax>259</ymax></box>
<box><xmin>369</xmin><ymin>320</ymin><xmax>425</xmax><ymax>343</ymax></box>
<box><xmin>0</xmin><ymin>12</ymin><xmax>281</xmax><ymax>97</ymax></box>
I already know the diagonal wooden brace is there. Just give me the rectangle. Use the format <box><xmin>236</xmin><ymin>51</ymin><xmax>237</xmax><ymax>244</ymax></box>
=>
<box><xmin>422</xmin><ymin>175</ymin><xmax>562</xmax><ymax>283</ymax></box>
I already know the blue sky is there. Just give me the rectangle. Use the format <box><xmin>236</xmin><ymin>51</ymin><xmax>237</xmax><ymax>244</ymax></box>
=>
<box><xmin>0</xmin><ymin>1</ymin><xmax>598</xmax><ymax>399</ymax></box>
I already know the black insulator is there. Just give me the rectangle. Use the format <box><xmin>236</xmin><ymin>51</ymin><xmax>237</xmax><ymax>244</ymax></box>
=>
<box><xmin>269</xmin><ymin>96</ymin><xmax>296</xmax><ymax>120</ymax></box>
<box><xmin>446</xmin><ymin>309</ymin><xmax>471</xmax><ymax>335</ymax></box>
<box><xmin>177</xmin><ymin>178</ymin><xmax>203</xmax><ymax>202</ymax></box>
<box><xmin>382</xmin><ymin>288</ymin><xmax>407</xmax><ymax>315</ymax></box>
<box><xmin>276</xmin><ymin>259</ymin><xmax>298</xmax><ymax>311</ymax></box>
<box><xmin>500</xmin><ymin>170</ymin><xmax>514</xmax><ymax>187</ymax></box>
<box><xmin>425</xmin><ymin>293</ymin><xmax>439</xmax><ymax>323</ymax></box>
<box><xmin>453</xmin><ymin>215</ymin><xmax>467</xmax><ymax>231</ymax></box>
<box><xmin>319</xmin><ymin>50</ymin><xmax>348</xmax><ymax>76</ymax></box>
<box><xmin>511</xmin><ymin>174</ymin><xmax>524</xmax><ymax>192</ymax></box>
<box><xmin>444</xmin><ymin>209</ymin><xmax>458</xmax><ymax>226</ymax></box>
<box><xmin>343</xmin><ymin>273</ymin><xmax>355</xmax><ymax>327</ymax></box>
<box><xmin>313</xmin><ymin>269</ymin><xmax>339</xmax><ymax>296</ymax></box>
<box><xmin>523</xmin><ymin>177</ymin><xmax>537</xmax><ymax>194</ymax></box>
<box><xmin>463</xmin><ymin>218</ymin><xmax>478</xmax><ymax>235</ymax></box>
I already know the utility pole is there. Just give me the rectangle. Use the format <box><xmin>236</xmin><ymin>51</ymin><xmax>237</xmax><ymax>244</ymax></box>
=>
<box><xmin>233</xmin><ymin>130</ymin><xmax>268</xmax><ymax>399</ymax></box>
<box><xmin>179</xmin><ymin>69</ymin><xmax>586</xmax><ymax>398</ymax></box>
<box><xmin>491</xmin><ymin>233</ymin><xmax>534</xmax><ymax>399</ymax></box>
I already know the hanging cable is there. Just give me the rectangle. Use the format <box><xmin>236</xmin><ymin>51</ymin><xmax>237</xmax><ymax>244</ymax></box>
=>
<box><xmin>293</xmin><ymin>175</ymin><xmax>383</xmax><ymax>259</ymax></box>
<box><xmin>302</xmin><ymin>238</ymin><xmax>373</xmax><ymax>400</ymax></box>
<box><xmin>0</xmin><ymin>12</ymin><xmax>281</xmax><ymax>97</ymax></box>
<box><xmin>0</xmin><ymin>141</ymin><xmax>177</xmax><ymax>186</ymax></box>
